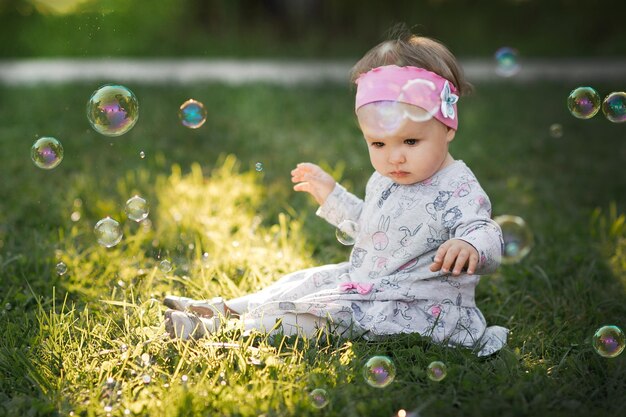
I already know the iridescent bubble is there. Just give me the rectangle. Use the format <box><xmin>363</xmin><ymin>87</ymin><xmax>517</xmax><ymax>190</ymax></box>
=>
<box><xmin>142</xmin><ymin>374</ymin><xmax>151</xmax><ymax>384</ymax></box>
<box><xmin>94</xmin><ymin>217</ymin><xmax>123</xmax><ymax>248</ymax></box>
<box><xmin>358</xmin><ymin>101</ymin><xmax>407</xmax><ymax>136</ymax></box>
<box><xmin>139</xmin><ymin>151</ymin><xmax>145</xmax><ymax>159</ymax></box>
<box><xmin>601</xmin><ymin>92</ymin><xmax>626</xmax><ymax>123</ymax></box>
<box><xmin>567</xmin><ymin>87</ymin><xmax>601</xmax><ymax>119</ymax></box>
<box><xmin>125</xmin><ymin>195</ymin><xmax>149</xmax><ymax>222</ymax></box>
<box><xmin>56</xmin><ymin>262</ymin><xmax>68</xmax><ymax>276</ymax></box>
<box><xmin>31</xmin><ymin>137</ymin><xmax>64</xmax><ymax>169</ymax></box>
<box><xmin>494</xmin><ymin>215</ymin><xmax>533</xmax><ymax>264</ymax></box>
<box><xmin>592</xmin><ymin>325</ymin><xmax>625</xmax><ymax>358</ymax></box>
<box><xmin>494</xmin><ymin>47</ymin><xmax>521</xmax><ymax>77</ymax></box>
<box><xmin>87</xmin><ymin>84</ymin><xmax>139</xmax><ymax>137</ymax></box>
<box><xmin>362</xmin><ymin>355</ymin><xmax>396</xmax><ymax>388</ymax></box>
<box><xmin>255</xmin><ymin>162</ymin><xmax>264</xmax><ymax>172</ymax></box>
<box><xmin>309</xmin><ymin>388</ymin><xmax>329</xmax><ymax>409</ymax></box>
<box><xmin>549</xmin><ymin>123</ymin><xmax>563</xmax><ymax>138</ymax></box>
<box><xmin>159</xmin><ymin>259</ymin><xmax>172</xmax><ymax>273</ymax></box>
<box><xmin>426</xmin><ymin>361</ymin><xmax>447</xmax><ymax>382</ymax></box>
<box><xmin>398</xmin><ymin>78</ymin><xmax>439</xmax><ymax>123</ymax></box>
<box><xmin>336</xmin><ymin>219</ymin><xmax>359</xmax><ymax>246</ymax></box>
<box><xmin>179</xmin><ymin>99</ymin><xmax>207</xmax><ymax>129</ymax></box>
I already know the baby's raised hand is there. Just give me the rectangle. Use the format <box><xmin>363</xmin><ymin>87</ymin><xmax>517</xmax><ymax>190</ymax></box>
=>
<box><xmin>429</xmin><ymin>239</ymin><xmax>479</xmax><ymax>276</ymax></box>
<box><xmin>291</xmin><ymin>162</ymin><xmax>336</xmax><ymax>206</ymax></box>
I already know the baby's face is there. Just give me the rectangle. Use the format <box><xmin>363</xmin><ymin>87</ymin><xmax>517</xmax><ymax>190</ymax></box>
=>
<box><xmin>357</xmin><ymin>102</ymin><xmax>456</xmax><ymax>185</ymax></box>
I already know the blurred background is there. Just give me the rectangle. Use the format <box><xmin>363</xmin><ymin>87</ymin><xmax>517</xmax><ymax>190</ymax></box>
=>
<box><xmin>1</xmin><ymin>0</ymin><xmax>625</xmax><ymax>59</ymax></box>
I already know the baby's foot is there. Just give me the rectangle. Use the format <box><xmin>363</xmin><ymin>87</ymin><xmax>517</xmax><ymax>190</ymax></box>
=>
<box><xmin>163</xmin><ymin>309</ymin><xmax>220</xmax><ymax>340</ymax></box>
<box><xmin>163</xmin><ymin>295</ymin><xmax>226</xmax><ymax>318</ymax></box>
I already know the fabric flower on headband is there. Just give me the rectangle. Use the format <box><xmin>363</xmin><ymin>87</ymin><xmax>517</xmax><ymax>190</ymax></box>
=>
<box><xmin>440</xmin><ymin>81</ymin><xmax>459</xmax><ymax>120</ymax></box>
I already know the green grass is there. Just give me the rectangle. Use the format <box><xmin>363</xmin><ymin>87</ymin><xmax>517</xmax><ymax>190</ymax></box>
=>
<box><xmin>0</xmin><ymin>81</ymin><xmax>625</xmax><ymax>416</ymax></box>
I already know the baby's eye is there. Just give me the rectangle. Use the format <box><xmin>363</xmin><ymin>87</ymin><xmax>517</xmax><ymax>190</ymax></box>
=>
<box><xmin>371</xmin><ymin>142</ymin><xmax>385</xmax><ymax>148</ymax></box>
<box><xmin>404</xmin><ymin>139</ymin><xmax>418</xmax><ymax>145</ymax></box>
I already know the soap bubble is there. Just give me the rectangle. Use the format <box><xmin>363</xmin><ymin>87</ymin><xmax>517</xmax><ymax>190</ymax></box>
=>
<box><xmin>56</xmin><ymin>262</ymin><xmax>68</xmax><ymax>276</ymax></box>
<box><xmin>363</xmin><ymin>355</ymin><xmax>396</xmax><ymax>388</ymax></box>
<box><xmin>358</xmin><ymin>101</ymin><xmax>408</xmax><ymax>136</ymax></box>
<box><xmin>601</xmin><ymin>92</ymin><xmax>626</xmax><ymax>123</ymax></box>
<box><xmin>549</xmin><ymin>123</ymin><xmax>563</xmax><ymax>138</ymax></box>
<box><xmin>159</xmin><ymin>259</ymin><xmax>172</xmax><ymax>273</ymax></box>
<box><xmin>336</xmin><ymin>220</ymin><xmax>359</xmax><ymax>246</ymax></box>
<box><xmin>567</xmin><ymin>87</ymin><xmax>601</xmax><ymax>119</ymax></box>
<box><xmin>94</xmin><ymin>217</ymin><xmax>123</xmax><ymax>248</ymax></box>
<box><xmin>255</xmin><ymin>162</ymin><xmax>264</xmax><ymax>172</ymax></box>
<box><xmin>179</xmin><ymin>99</ymin><xmax>207</xmax><ymax>129</ymax></box>
<box><xmin>142</xmin><ymin>374</ymin><xmax>151</xmax><ymax>384</ymax></box>
<box><xmin>426</xmin><ymin>361</ymin><xmax>447</xmax><ymax>382</ymax></box>
<box><xmin>87</xmin><ymin>85</ymin><xmax>139</xmax><ymax>136</ymax></box>
<box><xmin>31</xmin><ymin>137</ymin><xmax>64</xmax><ymax>169</ymax></box>
<box><xmin>592</xmin><ymin>325</ymin><xmax>624</xmax><ymax>358</ymax></box>
<box><xmin>125</xmin><ymin>195</ymin><xmax>149</xmax><ymax>222</ymax></box>
<box><xmin>398</xmin><ymin>78</ymin><xmax>440</xmax><ymax>122</ymax></box>
<box><xmin>495</xmin><ymin>47</ymin><xmax>520</xmax><ymax>77</ymax></box>
<box><xmin>139</xmin><ymin>151</ymin><xmax>145</xmax><ymax>159</ymax></box>
<box><xmin>494</xmin><ymin>215</ymin><xmax>533</xmax><ymax>264</ymax></box>
<box><xmin>309</xmin><ymin>388</ymin><xmax>329</xmax><ymax>409</ymax></box>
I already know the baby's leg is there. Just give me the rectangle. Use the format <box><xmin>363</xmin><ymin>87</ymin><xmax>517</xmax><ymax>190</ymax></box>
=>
<box><xmin>241</xmin><ymin>312</ymin><xmax>355</xmax><ymax>339</ymax></box>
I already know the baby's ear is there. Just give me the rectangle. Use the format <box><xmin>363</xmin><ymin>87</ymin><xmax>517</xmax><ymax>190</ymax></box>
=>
<box><xmin>446</xmin><ymin>127</ymin><xmax>456</xmax><ymax>143</ymax></box>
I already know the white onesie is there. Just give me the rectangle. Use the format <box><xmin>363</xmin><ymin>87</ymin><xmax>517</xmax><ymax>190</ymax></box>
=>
<box><xmin>230</xmin><ymin>160</ymin><xmax>508</xmax><ymax>356</ymax></box>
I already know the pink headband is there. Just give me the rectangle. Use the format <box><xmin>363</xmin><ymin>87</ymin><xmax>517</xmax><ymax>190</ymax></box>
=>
<box><xmin>355</xmin><ymin>65</ymin><xmax>459</xmax><ymax>130</ymax></box>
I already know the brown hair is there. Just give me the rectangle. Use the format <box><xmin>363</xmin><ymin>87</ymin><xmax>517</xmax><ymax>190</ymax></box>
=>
<box><xmin>350</xmin><ymin>27</ymin><xmax>473</xmax><ymax>96</ymax></box>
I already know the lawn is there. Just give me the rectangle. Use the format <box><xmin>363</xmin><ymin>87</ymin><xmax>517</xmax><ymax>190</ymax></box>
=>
<box><xmin>0</xmin><ymin>80</ymin><xmax>625</xmax><ymax>416</ymax></box>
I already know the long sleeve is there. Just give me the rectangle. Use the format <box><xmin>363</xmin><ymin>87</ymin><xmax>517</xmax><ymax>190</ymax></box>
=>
<box><xmin>316</xmin><ymin>183</ymin><xmax>364</xmax><ymax>229</ymax></box>
<box><xmin>450</xmin><ymin>192</ymin><xmax>504</xmax><ymax>274</ymax></box>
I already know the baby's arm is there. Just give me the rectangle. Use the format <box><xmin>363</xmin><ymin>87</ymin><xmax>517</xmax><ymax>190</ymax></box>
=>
<box><xmin>291</xmin><ymin>163</ymin><xmax>336</xmax><ymax>205</ymax></box>
<box><xmin>430</xmin><ymin>189</ymin><xmax>503</xmax><ymax>276</ymax></box>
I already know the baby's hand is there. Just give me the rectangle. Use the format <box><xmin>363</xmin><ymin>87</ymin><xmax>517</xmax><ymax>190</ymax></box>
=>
<box><xmin>429</xmin><ymin>239</ymin><xmax>479</xmax><ymax>276</ymax></box>
<box><xmin>291</xmin><ymin>162</ymin><xmax>336</xmax><ymax>206</ymax></box>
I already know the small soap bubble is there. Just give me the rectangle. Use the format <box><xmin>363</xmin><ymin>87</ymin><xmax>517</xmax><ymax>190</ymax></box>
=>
<box><xmin>427</xmin><ymin>361</ymin><xmax>447</xmax><ymax>381</ymax></box>
<box><xmin>309</xmin><ymin>388</ymin><xmax>329</xmax><ymax>409</ymax></box>
<box><xmin>592</xmin><ymin>325</ymin><xmax>625</xmax><ymax>358</ymax></box>
<box><xmin>567</xmin><ymin>87</ymin><xmax>601</xmax><ymax>119</ymax></box>
<box><xmin>141</xmin><ymin>353</ymin><xmax>151</xmax><ymax>366</ymax></box>
<box><xmin>549</xmin><ymin>123</ymin><xmax>563</xmax><ymax>138</ymax></box>
<box><xmin>362</xmin><ymin>355</ymin><xmax>396</xmax><ymax>388</ymax></box>
<box><xmin>87</xmin><ymin>84</ymin><xmax>139</xmax><ymax>136</ymax></box>
<box><xmin>202</xmin><ymin>252</ymin><xmax>210</xmax><ymax>266</ymax></box>
<box><xmin>159</xmin><ymin>259</ymin><xmax>172</xmax><ymax>273</ymax></box>
<box><xmin>142</xmin><ymin>374</ymin><xmax>151</xmax><ymax>384</ymax></box>
<box><xmin>31</xmin><ymin>137</ymin><xmax>64</xmax><ymax>169</ymax></box>
<box><xmin>94</xmin><ymin>217</ymin><xmax>123</xmax><ymax>248</ymax></box>
<box><xmin>181</xmin><ymin>375</ymin><xmax>189</xmax><ymax>384</ymax></box>
<box><xmin>336</xmin><ymin>220</ymin><xmax>359</xmax><ymax>246</ymax></box>
<box><xmin>125</xmin><ymin>195</ymin><xmax>149</xmax><ymax>222</ymax></box>
<box><xmin>56</xmin><ymin>262</ymin><xmax>68</xmax><ymax>276</ymax></box>
<box><xmin>494</xmin><ymin>215</ymin><xmax>533</xmax><ymax>264</ymax></box>
<box><xmin>139</xmin><ymin>151</ymin><xmax>145</xmax><ymax>159</ymax></box>
<box><xmin>495</xmin><ymin>47</ymin><xmax>521</xmax><ymax>77</ymax></box>
<box><xmin>601</xmin><ymin>92</ymin><xmax>626</xmax><ymax>123</ymax></box>
<box><xmin>70</xmin><ymin>211</ymin><xmax>81</xmax><ymax>222</ymax></box>
<box><xmin>179</xmin><ymin>99</ymin><xmax>207</xmax><ymax>129</ymax></box>
<box><xmin>255</xmin><ymin>162</ymin><xmax>264</xmax><ymax>172</ymax></box>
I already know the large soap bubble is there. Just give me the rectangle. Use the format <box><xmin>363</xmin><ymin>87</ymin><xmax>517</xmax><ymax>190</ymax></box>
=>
<box><xmin>179</xmin><ymin>99</ymin><xmax>207</xmax><ymax>129</ymax></box>
<box><xmin>94</xmin><ymin>217</ymin><xmax>123</xmax><ymax>248</ymax></box>
<box><xmin>601</xmin><ymin>92</ymin><xmax>626</xmax><ymax>123</ymax></box>
<box><xmin>87</xmin><ymin>84</ymin><xmax>139</xmax><ymax>136</ymax></box>
<box><xmin>31</xmin><ymin>137</ymin><xmax>64</xmax><ymax>169</ymax></box>
<box><xmin>592</xmin><ymin>325</ymin><xmax>624</xmax><ymax>358</ymax></box>
<box><xmin>362</xmin><ymin>356</ymin><xmax>396</xmax><ymax>388</ymax></box>
<box><xmin>567</xmin><ymin>87</ymin><xmax>601</xmax><ymax>119</ymax></box>
<box><xmin>494</xmin><ymin>215</ymin><xmax>533</xmax><ymax>264</ymax></box>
